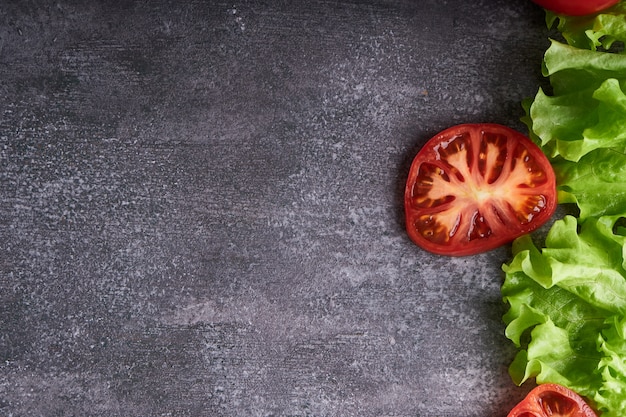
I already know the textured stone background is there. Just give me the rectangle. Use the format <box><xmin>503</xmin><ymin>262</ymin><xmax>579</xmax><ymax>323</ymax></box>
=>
<box><xmin>0</xmin><ymin>1</ymin><xmax>551</xmax><ymax>416</ymax></box>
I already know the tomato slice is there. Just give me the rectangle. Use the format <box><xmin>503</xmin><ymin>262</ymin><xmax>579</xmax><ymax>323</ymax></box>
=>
<box><xmin>531</xmin><ymin>0</ymin><xmax>619</xmax><ymax>16</ymax></box>
<box><xmin>507</xmin><ymin>384</ymin><xmax>598</xmax><ymax>417</ymax></box>
<box><xmin>404</xmin><ymin>124</ymin><xmax>556</xmax><ymax>256</ymax></box>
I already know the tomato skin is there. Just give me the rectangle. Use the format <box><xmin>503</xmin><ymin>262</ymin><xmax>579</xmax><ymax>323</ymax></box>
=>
<box><xmin>531</xmin><ymin>0</ymin><xmax>619</xmax><ymax>16</ymax></box>
<box><xmin>404</xmin><ymin>124</ymin><xmax>557</xmax><ymax>256</ymax></box>
<box><xmin>507</xmin><ymin>384</ymin><xmax>598</xmax><ymax>417</ymax></box>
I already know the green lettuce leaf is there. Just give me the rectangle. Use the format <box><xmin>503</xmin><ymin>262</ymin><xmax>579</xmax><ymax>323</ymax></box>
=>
<box><xmin>543</xmin><ymin>41</ymin><xmax>626</xmax><ymax>94</ymax></box>
<box><xmin>553</xmin><ymin>149</ymin><xmax>626</xmax><ymax>218</ymax></box>
<box><xmin>525</xmin><ymin>41</ymin><xmax>626</xmax><ymax>162</ymax></box>
<box><xmin>502</xmin><ymin>215</ymin><xmax>626</xmax><ymax>416</ymax></box>
<box><xmin>546</xmin><ymin>3</ymin><xmax>626</xmax><ymax>51</ymax></box>
<box><xmin>596</xmin><ymin>316</ymin><xmax>626</xmax><ymax>415</ymax></box>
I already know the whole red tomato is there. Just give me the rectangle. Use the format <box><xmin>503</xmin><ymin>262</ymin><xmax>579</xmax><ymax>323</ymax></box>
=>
<box><xmin>532</xmin><ymin>0</ymin><xmax>620</xmax><ymax>16</ymax></box>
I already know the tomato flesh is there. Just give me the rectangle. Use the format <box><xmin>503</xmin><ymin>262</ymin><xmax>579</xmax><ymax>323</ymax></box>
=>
<box><xmin>508</xmin><ymin>384</ymin><xmax>598</xmax><ymax>417</ymax></box>
<box><xmin>404</xmin><ymin>124</ymin><xmax>556</xmax><ymax>256</ymax></box>
<box><xmin>531</xmin><ymin>0</ymin><xmax>619</xmax><ymax>16</ymax></box>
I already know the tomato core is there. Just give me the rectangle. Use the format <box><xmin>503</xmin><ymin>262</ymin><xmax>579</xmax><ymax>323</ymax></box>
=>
<box><xmin>404</xmin><ymin>124</ymin><xmax>557</xmax><ymax>256</ymax></box>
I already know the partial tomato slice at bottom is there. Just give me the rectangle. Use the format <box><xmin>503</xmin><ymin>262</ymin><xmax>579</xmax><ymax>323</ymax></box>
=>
<box><xmin>404</xmin><ymin>124</ymin><xmax>556</xmax><ymax>256</ymax></box>
<box><xmin>507</xmin><ymin>384</ymin><xmax>598</xmax><ymax>417</ymax></box>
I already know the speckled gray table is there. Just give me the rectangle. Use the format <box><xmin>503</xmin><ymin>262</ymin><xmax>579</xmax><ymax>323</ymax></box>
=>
<box><xmin>1</xmin><ymin>1</ymin><xmax>551</xmax><ymax>416</ymax></box>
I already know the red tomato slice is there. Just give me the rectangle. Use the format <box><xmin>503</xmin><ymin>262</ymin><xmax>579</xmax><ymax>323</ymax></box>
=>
<box><xmin>507</xmin><ymin>384</ymin><xmax>598</xmax><ymax>417</ymax></box>
<box><xmin>404</xmin><ymin>124</ymin><xmax>556</xmax><ymax>256</ymax></box>
<box><xmin>531</xmin><ymin>0</ymin><xmax>619</xmax><ymax>16</ymax></box>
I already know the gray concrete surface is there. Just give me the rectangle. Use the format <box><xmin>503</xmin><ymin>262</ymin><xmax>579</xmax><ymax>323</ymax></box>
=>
<box><xmin>0</xmin><ymin>1</ymin><xmax>551</xmax><ymax>416</ymax></box>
